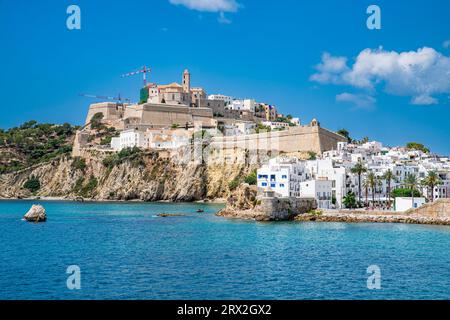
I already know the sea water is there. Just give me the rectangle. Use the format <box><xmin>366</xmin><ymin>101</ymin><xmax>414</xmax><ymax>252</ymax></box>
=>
<box><xmin>0</xmin><ymin>200</ymin><xmax>449</xmax><ymax>300</ymax></box>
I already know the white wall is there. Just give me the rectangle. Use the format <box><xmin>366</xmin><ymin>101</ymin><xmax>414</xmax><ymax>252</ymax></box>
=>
<box><xmin>395</xmin><ymin>197</ymin><xmax>426</xmax><ymax>212</ymax></box>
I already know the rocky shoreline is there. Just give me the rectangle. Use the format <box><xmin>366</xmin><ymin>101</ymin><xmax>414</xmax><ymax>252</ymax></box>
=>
<box><xmin>0</xmin><ymin>195</ymin><xmax>228</xmax><ymax>204</ymax></box>
<box><xmin>294</xmin><ymin>211</ymin><xmax>450</xmax><ymax>226</ymax></box>
<box><xmin>217</xmin><ymin>186</ymin><xmax>450</xmax><ymax>226</ymax></box>
<box><xmin>216</xmin><ymin>208</ymin><xmax>272</xmax><ymax>221</ymax></box>
<box><xmin>217</xmin><ymin>209</ymin><xmax>450</xmax><ymax>226</ymax></box>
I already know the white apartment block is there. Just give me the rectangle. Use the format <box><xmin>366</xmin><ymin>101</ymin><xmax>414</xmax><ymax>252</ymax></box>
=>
<box><xmin>223</xmin><ymin>121</ymin><xmax>256</xmax><ymax>136</ymax></box>
<box><xmin>299</xmin><ymin>179</ymin><xmax>333</xmax><ymax>209</ymax></box>
<box><xmin>257</xmin><ymin>157</ymin><xmax>310</xmax><ymax>198</ymax></box>
<box><xmin>111</xmin><ymin>129</ymin><xmax>147</xmax><ymax>151</ymax></box>
<box><xmin>111</xmin><ymin>129</ymin><xmax>191</xmax><ymax>151</ymax></box>
<box><xmin>261</xmin><ymin>121</ymin><xmax>290</xmax><ymax>130</ymax></box>
<box><xmin>146</xmin><ymin>129</ymin><xmax>191</xmax><ymax>149</ymax></box>
<box><xmin>228</xmin><ymin>99</ymin><xmax>256</xmax><ymax>112</ymax></box>
<box><xmin>208</xmin><ymin>94</ymin><xmax>233</xmax><ymax>106</ymax></box>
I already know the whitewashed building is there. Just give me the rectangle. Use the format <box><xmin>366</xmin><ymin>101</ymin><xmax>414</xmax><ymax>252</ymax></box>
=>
<box><xmin>228</xmin><ymin>99</ymin><xmax>256</xmax><ymax>112</ymax></box>
<box><xmin>111</xmin><ymin>129</ymin><xmax>147</xmax><ymax>151</ymax></box>
<box><xmin>257</xmin><ymin>157</ymin><xmax>310</xmax><ymax>197</ymax></box>
<box><xmin>146</xmin><ymin>129</ymin><xmax>191</xmax><ymax>149</ymax></box>
<box><xmin>208</xmin><ymin>94</ymin><xmax>233</xmax><ymax>106</ymax></box>
<box><xmin>261</xmin><ymin>121</ymin><xmax>290</xmax><ymax>130</ymax></box>
<box><xmin>299</xmin><ymin>179</ymin><xmax>333</xmax><ymax>209</ymax></box>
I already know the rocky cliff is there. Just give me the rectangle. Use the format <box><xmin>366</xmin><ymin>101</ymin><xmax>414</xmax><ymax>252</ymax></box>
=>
<box><xmin>0</xmin><ymin>147</ymin><xmax>257</xmax><ymax>202</ymax></box>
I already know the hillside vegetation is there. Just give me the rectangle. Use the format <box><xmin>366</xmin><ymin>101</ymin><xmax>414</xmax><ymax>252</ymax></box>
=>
<box><xmin>0</xmin><ymin>120</ymin><xmax>79</xmax><ymax>173</ymax></box>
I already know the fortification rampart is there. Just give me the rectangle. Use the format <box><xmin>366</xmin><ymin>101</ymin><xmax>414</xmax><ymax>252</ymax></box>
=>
<box><xmin>210</xmin><ymin>125</ymin><xmax>346</xmax><ymax>154</ymax></box>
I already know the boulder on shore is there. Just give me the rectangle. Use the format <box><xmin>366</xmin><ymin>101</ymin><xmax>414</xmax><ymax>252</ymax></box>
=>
<box><xmin>23</xmin><ymin>204</ymin><xmax>47</xmax><ymax>222</ymax></box>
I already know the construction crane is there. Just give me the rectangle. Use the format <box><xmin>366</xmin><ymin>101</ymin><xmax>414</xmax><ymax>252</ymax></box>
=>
<box><xmin>121</xmin><ymin>66</ymin><xmax>151</xmax><ymax>87</ymax></box>
<box><xmin>79</xmin><ymin>93</ymin><xmax>133</xmax><ymax>105</ymax></box>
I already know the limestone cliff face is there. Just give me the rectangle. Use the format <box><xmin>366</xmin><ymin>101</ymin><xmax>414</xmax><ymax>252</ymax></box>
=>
<box><xmin>0</xmin><ymin>149</ymin><xmax>256</xmax><ymax>202</ymax></box>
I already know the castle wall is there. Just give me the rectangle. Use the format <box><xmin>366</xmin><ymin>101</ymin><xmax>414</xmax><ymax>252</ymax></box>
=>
<box><xmin>122</xmin><ymin>103</ymin><xmax>215</xmax><ymax>128</ymax></box>
<box><xmin>210</xmin><ymin>125</ymin><xmax>346</xmax><ymax>154</ymax></box>
<box><xmin>85</xmin><ymin>103</ymin><xmax>125</xmax><ymax>125</ymax></box>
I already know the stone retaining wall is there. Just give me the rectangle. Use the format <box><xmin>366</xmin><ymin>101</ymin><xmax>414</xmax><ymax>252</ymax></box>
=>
<box><xmin>405</xmin><ymin>199</ymin><xmax>450</xmax><ymax>217</ymax></box>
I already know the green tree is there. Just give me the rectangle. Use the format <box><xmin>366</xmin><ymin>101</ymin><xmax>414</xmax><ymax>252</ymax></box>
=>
<box><xmin>24</xmin><ymin>176</ymin><xmax>41</xmax><ymax>193</ymax></box>
<box><xmin>404</xmin><ymin>173</ymin><xmax>420</xmax><ymax>208</ymax></box>
<box><xmin>406</xmin><ymin>142</ymin><xmax>430</xmax><ymax>154</ymax></box>
<box><xmin>351</xmin><ymin>160</ymin><xmax>367</xmax><ymax>204</ymax></box>
<box><xmin>367</xmin><ymin>171</ymin><xmax>377</xmax><ymax>208</ymax></box>
<box><xmin>337</xmin><ymin>129</ymin><xmax>351</xmax><ymax>143</ymax></box>
<box><xmin>255</xmin><ymin>123</ymin><xmax>271</xmax><ymax>133</ymax></box>
<box><xmin>90</xmin><ymin>113</ymin><xmax>104</xmax><ymax>130</ymax></box>
<box><xmin>244</xmin><ymin>169</ymin><xmax>257</xmax><ymax>185</ymax></box>
<box><xmin>391</xmin><ymin>188</ymin><xmax>421</xmax><ymax>198</ymax></box>
<box><xmin>362</xmin><ymin>178</ymin><xmax>370</xmax><ymax>207</ymax></box>
<box><xmin>422</xmin><ymin>171</ymin><xmax>442</xmax><ymax>202</ymax></box>
<box><xmin>343</xmin><ymin>191</ymin><xmax>357</xmax><ymax>209</ymax></box>
<box><xmin>383</xmin><ymin>169</ymin><xmax>395</xmax><ymax>209</ymax></box>
<box><xmin>307</xmin><ymin>151</ymin><xmax>317</xmax><ymax>160</ymax></box>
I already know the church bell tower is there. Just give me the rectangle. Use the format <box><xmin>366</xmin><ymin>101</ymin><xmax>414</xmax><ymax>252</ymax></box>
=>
<box><xmin>182</xmin><ymin>69</ymin><xmax>190</xmax><ymax>93</ymax></box>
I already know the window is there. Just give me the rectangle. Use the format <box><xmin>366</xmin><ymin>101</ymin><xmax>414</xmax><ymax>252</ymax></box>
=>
<box><xmin>271</xmin><ymin>183</ymin><xmax>276</xmax><ymax>188</ymax></box>
<box><xmin>280</xmin><ymin>184</ymin><xmax>285</xmax><ymax>188</ymax></box>
<box><xmin>282</xmin><ymin>175</ymin><xmax>287</xmax><ymax>179</ymax></box>
<box><xmin>262</xmin><ymin>182</ymin><xmax>267</xmax><ymax>187</ymax></box>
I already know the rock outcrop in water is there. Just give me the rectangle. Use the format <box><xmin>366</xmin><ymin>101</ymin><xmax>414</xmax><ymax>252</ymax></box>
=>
<box><xmin>217</xmin><ymin>184</ymin><xmax>317</xmax><ymax>221</ymax></box>
<box><xmin>23</xmin><ymin>204</ymin><xmax>47</xmax><ymax>222</ymax></box>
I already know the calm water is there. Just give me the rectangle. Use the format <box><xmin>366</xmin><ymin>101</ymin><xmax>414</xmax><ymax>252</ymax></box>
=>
<box><xmin>0</xmin><ymin>200</ymin><xmax>449</xmax><ymax>300</ymax></box>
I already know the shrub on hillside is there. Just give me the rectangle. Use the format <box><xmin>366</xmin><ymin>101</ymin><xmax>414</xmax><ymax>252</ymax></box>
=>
<box><xmin>71</xmin><ymin>157</ymin><xmax>87</xmax><ymax>171</ymax></box>
<box><xmin>24</xmin><ymin>176</ymin><xmax>41</xmax><ymax>193</ymax></box>
<box><xmin>244</xmin><ymin>169</ymin><xmax>257</xmax><ymax>185</ymax></box>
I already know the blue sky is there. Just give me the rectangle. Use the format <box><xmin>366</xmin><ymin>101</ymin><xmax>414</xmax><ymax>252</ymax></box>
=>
<box><xmin>1</xmin><ymin>0</ymin><xmax>449</xmax><ymax>154</ymax></box>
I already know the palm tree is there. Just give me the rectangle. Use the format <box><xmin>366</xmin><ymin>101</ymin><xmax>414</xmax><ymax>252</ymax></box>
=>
<box><xmin>367</xmin><ymin>172</ymin><xmax>377</xmax><ymax>209</ymax></box>
<box><xmin>422</xmin><ymin>171</ymin><xmax>442</xmax><ymax>202</ymax></box>
<box><xmin>362</xmin><ymin>178</ymin><xmax>370</xmax><ymax>207</ymax></box>
<box><xmin>376</xmin><ymin>176</ymin><xmax>383</xmax><ymax>207</ymax></box>
<box><xmin>404</xmin><ymin>173</ymin><xmax>420</xmax><ymax>208</ymax></box>
<box><xmin>383</xmin><ymin>169</ymin><xmax>395</xmax><ymax>209</ymax></box>
<box><xmin>351</xmin><ymin>160</ymin><xmax>367</xmax><ymax>205</ymax></box>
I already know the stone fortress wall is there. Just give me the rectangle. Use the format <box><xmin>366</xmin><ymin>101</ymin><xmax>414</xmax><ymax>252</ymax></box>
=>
<box><xmin>210</xmin><ymin>124</ymin><xmax>347</xmax><ymax>154</ymax></box>
<box><xmin>85</xmin><ymin>102</ymin><xmax>216</xmax><ymax>130</ymax></box>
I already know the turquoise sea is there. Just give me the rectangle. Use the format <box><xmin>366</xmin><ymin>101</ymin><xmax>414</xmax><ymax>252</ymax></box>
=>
<box><xmin>0</xmin><ymin>200</ymin><xmax>449</xmax><ymax>300</ymax></box>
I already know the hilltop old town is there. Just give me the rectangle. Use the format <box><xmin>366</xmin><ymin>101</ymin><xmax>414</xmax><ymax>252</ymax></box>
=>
<box><xmin>72</xmin><ymin>68</ymin><xmax>450</xmax><ymax>213</ymax></box>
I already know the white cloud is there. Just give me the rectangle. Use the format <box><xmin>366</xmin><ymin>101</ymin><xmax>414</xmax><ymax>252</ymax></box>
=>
<box><xmin>309</xmin><ymin>53</ymin><xmax>348</xmax><ymax>85</ymax></box>
<box><xmin>311</xmin><ymin>47</ymin><xmax>450</xmax><ymax>105</ymax></box>
<box><xmin>169</xmin><ymin>0</ymin><xmax>239</xmax><ymax>13</ymax></box>
<box><xmin>443</xmin><ymin>40</ymin><xmax>450</xmax><ymax>49</ymax></box>
<box><xmin>217</xmin><ymin>12</ymin><xmax>232</xmax><ymax>24</ymax></box>
<box><xmin>336</xmin><ymin>93</ymin><xmax>376</xmax><ymax>109</ymax></box>
<box><xmin>411</xmin><ymin>95</ymin><xmax>438</xmax><ymax>105</ymax></box>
